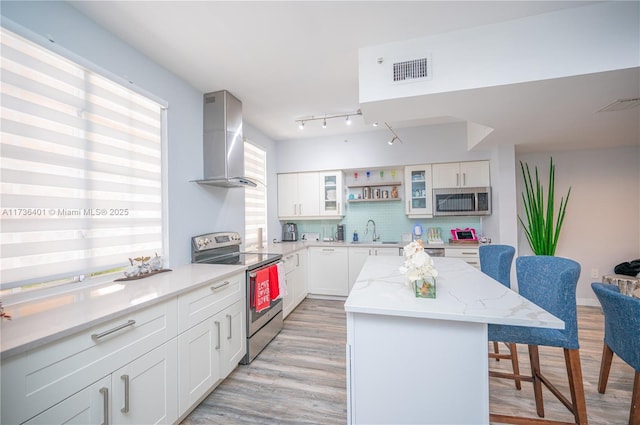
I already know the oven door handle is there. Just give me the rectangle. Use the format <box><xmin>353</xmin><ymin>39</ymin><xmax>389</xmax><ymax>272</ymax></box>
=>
<box><xmin>211</xmin><ymin>280</ymin><xmax>230</xmax><ymax>291</ymax></box>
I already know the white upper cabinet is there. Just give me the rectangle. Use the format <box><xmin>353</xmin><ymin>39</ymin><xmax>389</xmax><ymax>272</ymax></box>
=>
<box><xmin>319</xmin><ymin>171</ymin><xmax>344</xmax><ymax>217</ymax></box>
<box><xmin>278</xmin><ymin>171</ymin><xmax>343</xmax><ymax>220</ymax></box>
<box><xmin>277</xmin><ymin>172</ymin><xmax>320</xmax><ymax>219</ymax></box>
<box><xmin>404</xmin><ymin>164</ymin><xmax>433</xmax><ymax>218</ymax></box>
<box><xmin>432</xmin><ymin>161</ymin><xmax>490</xmax><ymax>188</ymax></box>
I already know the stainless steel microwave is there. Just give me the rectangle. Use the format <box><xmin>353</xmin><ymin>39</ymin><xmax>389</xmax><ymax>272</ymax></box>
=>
<box><xmin>432</xmin><ymin>187</ymin><xmax>491</xmax><ymax>216</ymax></box>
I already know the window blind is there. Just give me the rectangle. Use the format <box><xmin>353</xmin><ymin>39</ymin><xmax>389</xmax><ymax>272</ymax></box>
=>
<box><xmin>244</xmin><ymin>141</ymin><xmax>266</xmax><ymax>250</ymax></box>
<box><xmin>0</xmin><ymin>27</ymin><xmax>164</xmax><ymax>289</ymax></box>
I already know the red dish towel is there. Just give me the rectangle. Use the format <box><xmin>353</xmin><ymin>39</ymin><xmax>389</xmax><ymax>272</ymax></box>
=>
<box><xmin>254</xmin><ymin>268</ymin><xmax>270</xmax><ymax>313</ymax></box>
<box><xmin>269</xmin><ymin>264</ymin><xmax>280</xmax><ymax>301</ymax></box>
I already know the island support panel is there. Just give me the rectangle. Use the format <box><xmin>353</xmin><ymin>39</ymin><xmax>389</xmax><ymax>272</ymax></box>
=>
<box><xmin>346</xmin><ymin>312</ymin><xmax>489</xmax><ymax>424</ymax></box>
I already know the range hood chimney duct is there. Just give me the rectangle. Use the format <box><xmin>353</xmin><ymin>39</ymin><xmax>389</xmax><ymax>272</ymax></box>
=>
<box><xmin>194</xmin><ymin>90</ymin><xmax>257</xmax><ymax>188</ymax></box>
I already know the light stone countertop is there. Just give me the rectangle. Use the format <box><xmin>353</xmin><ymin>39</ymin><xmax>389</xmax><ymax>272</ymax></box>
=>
<box><xmin>252</xmin><ymin>240</ymin><xmax>479</xmax><ymax>256</ymax></box>
<box><xmin>345</xmin><ymin>255</ymin><xmax>564</xmax><ymax>329</ymax></box>
<box><xmin>0</xmin><ymin>263</ymin><xmax>246</xmax><ymax>358</ymax></box>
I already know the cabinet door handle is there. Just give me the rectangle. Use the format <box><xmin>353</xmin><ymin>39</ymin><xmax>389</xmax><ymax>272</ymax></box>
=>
<box><xmin>456</xmin><ymin>173</ymin><xmax>460</xmax><ymax>187</ymax></box>
<box><xmin>92</xmin><ymin>320</ymin><xmax>135</xmax><ymax>341</ymax></box>
<box><xmin>296</xmin><ymin>253</ymin><xmax>299</xmax><ymax>267</ymax></box>
<box><xmin>100</xmin><ymin>387</ymin><xmax>109</xmax><ymax>425</ymax></box>
<box><xmin>121</xmin><ymin>374</ymin><xmax>130</xmax><ymax>413</ymax></box>
<box><xmin>462</xmin><ymin>172</ymin><xmax>466</xmax><ymax>186</ymax></box>
<box><xmin>215</xmin><ymin>321</ymin><xmax>221</xmax><ymax>349</ymax></box>
<box><xmin>322</xmin><ymin>248</ymin><xmax>335</xmax><ymax>252</ymax></box>
<box><xmin>211</xmin><ymin>280</ymin><xmax>230</xmax><ymax>291</ymax></box>
<box><xmin>227</xmin><ymin>314</ymin><xmax>232</xmax><ymax>340</ymax></box>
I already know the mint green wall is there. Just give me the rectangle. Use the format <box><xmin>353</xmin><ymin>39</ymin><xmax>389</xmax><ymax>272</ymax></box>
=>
<box><xmin>292</xmin><ymin>201</ymin><xmax>482</xmax><ymax>243</ymax></box>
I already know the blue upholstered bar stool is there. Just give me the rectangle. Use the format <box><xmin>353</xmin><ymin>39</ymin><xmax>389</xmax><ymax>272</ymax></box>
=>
<box><xmin>488</xmin><ymin>256</ymin><xmax>588</xmax><ymax>425</ymax></box>
<box><xmin>479</xmin><ymin>244</ymin><xmax>520</xmax><ymax>389</ymax></box>
<box><xmin>591</xmin><ymin>282</ymin><xmax>640</xmax><ymax>425</ymax></box>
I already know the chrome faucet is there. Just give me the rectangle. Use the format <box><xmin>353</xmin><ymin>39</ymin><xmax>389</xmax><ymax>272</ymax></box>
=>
<box><xmin>365</xmin><ymin>219</ymin><xmax>379</xmax><ymax>242</ymax></box>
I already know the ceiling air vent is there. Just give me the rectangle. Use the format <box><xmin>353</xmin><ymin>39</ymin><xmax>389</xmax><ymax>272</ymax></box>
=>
<box><xmin>393</xmin><ymin>57</ymin><xmax>430</xmax><ymax>83</ymax></box>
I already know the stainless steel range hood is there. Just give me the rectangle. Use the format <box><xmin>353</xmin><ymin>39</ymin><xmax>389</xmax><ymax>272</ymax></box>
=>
<box><xmin>194</xmin><ymin>90</ymin><xmax>257</xmax><ymax>188</ymax></box>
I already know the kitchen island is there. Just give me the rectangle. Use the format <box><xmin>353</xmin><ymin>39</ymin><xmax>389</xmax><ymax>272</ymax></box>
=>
<box><xmin>344</xmin><ymin>256</ymin><xmax>563</xmax><ymax>425</ymax></box>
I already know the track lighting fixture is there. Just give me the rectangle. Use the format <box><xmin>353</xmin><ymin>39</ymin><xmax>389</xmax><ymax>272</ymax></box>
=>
<box><xmin>295</xmin><ymin>109</ymin><xmax>362</xmax><ymax>130</ymax></box>
<box><xmin>384</xmin><ymin>122</ymin><xmax>403</xmax><ymax>146</ymax></box>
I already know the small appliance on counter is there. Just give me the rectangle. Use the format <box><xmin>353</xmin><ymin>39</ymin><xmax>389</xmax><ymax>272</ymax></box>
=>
<box><xmin>282</xmin><ymin>222</ymin><xmax>298</xmax><ymax>241</ymax></box>
<box><xmin>336</xmin><ymin>224</ymin><xmax>345</xmax><ymax>242</ymax></box>
<box><xmin>449</xmin><ymin>227</ymin><xmax>478</xmax><ymax>243</ymax></box>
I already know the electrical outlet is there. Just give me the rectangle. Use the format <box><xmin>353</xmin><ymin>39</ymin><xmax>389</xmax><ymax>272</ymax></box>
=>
<box><xmin>591</xmin><ymin>268</ymin><xmax>599</xmax><ymax>278</ymax></box>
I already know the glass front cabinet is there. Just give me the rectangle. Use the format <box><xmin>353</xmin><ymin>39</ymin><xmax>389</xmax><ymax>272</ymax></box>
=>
<box><xmin>319</xmin><ymin>171</ymin><xmax>344</xmax><ymax>217</ymax></box>
<box><xmin>404</xmin><ymin>164</ymin><xmax>433</xmax><ymax>218</ymax></box>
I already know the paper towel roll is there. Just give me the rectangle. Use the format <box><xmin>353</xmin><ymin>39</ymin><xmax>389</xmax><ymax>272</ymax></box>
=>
<box><xmin>257</xmin><ymin>227</ymin><xmax>264</xmax><ymax>249</ymax></box>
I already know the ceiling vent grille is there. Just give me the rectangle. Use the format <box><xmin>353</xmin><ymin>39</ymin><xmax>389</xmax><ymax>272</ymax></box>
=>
<box><xmin>393</xmin><ymin>58</ymin><xmax>430</xmax><ymax>82</ymax></box>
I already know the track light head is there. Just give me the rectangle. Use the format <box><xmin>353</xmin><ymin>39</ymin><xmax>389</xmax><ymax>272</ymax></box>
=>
<box><xmin>322</xmin><ymin>118</ymin><xmax>327</xmax><ymax>128</ymax></box>
<box><xmin>345</xmin><ymin>116</ymin><xmax>351</xmax><ymax>126</ymax></box>
<box><xmin>298</xmin><ymin>121</ymin><xmax>305</xmax><ymax>130</ymax></box>
<box><xmin>372</xmin><ymin>122</ymin><xmax>379</xmax><ymax>127</ymax></box>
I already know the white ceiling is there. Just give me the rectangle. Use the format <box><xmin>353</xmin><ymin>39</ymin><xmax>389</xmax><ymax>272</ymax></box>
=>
<box><xmin>68</xmin><ymin>1</ymin><xmax>639</xmax><ymax>152</ymax></box>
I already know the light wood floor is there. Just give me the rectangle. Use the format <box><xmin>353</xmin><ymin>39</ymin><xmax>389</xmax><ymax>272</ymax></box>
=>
<box><xmin>181</xmin><ymin>299</ymin><xmax>635</xmax><ymax>425</ymax></box>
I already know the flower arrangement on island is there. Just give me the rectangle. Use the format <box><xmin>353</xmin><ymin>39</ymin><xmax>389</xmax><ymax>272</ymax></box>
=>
<box><xmin>400</xmin><ymin>240</ymin><xmax>438</xmax><ymax>298</ymax></box>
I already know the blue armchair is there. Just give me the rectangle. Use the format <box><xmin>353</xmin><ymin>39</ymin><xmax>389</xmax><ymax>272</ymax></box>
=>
<box><xmin>488</xmin><ymin>255</ymin><xmax>587</xmax><ymax>425</ymax></box>
<box><xmin>480</xmin><ymin>244</ymin><xmax>520</xmax><ymax>389</ymax></box>
<box><xmin>591</xmin><ymin>282</ymin><xmax>640</xmax><ymax>425</ymax></box>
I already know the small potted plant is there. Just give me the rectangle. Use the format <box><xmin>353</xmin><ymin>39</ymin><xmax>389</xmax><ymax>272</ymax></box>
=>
<box><xmin>519</xmin><ymin>157</ymin><xmax>571</xmax><ymax>256</ymax></box>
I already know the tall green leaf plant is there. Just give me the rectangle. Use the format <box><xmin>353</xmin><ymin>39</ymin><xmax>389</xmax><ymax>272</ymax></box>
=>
<box><xmin>519</xmin><ymin>157</ymin><xmax>571</xmax><ymax>256</ymax></box>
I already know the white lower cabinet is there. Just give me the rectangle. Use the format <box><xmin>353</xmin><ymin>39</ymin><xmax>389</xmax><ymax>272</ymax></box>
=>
<box><xmin>177</xmin><ymin>319</ymin><xmax>221</xmax><ymax>414</ymax></box>
<box><xmin>217</xmin><ymin>300</ymin><xmax>245</xmax><ymax>377</ymax></box>
<box><xmin>445</xmin><ymin>246</ymin><xmax>480</xmax><ymax>269</ymax></box>
<box><xmin>348</xmin><ymin>247</ymin><xmax>400</xmax><ymax>291</ymax></box>
<box><xmin>308</xmin><ymin>246</ymin><xmax>349</xmax><ymax>296</ymax></box>
<box><xmin>282</xmin><ymin>249</ymin><xmax>308</xmax><ymax>318</ymax></box>
<box><xmin>176</xmin><ymin>274</ymin><xmax>245</xmax><ymax>418</ymax></box>
<box><xmin>4</xmin><ymin>299</ymin><xmax>178</xmax><ymax>425</ymax></box>
<box><xmin>2</xmin><ymin>272</ymin><xmax>247</xmax><ymax>425</ymax></box>
<box><xmin>111</xmin><ymin>339</ymin><xmax>178</xmax><ymax>425</ymax></box>
<box><xmin>24</xmin><ymin>376</ymin><xmax>111</xmax><ymax>425</ymax></box>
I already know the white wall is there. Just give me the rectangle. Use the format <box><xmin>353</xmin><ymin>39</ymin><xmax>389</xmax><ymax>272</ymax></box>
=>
<box><xmin>516</xmin><ymin>146</ymin><xmax>640</xmax><ymax>305</ymax></box>
<box><xmin>359</xmin><ymin>2</ymin><xmax>640</xmax><ymax>105</ymax></box>
<box><xmin>276</xmin><ymin>121</ymin><xmax>491</xmax><ymax>172</ymax></box>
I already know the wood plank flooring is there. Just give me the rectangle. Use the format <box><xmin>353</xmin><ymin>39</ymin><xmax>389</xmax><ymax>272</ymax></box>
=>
<box><xmin>181</xmin><ymin>299</ymin><xmax>635</xmax><ymax>425</ymax></box>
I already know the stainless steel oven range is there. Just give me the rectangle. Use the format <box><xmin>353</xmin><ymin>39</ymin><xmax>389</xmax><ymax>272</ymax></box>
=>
<box><xmin>191</xmin><ymin>231</ymin><xmax>283</xmax><ymax>364</ymax></box>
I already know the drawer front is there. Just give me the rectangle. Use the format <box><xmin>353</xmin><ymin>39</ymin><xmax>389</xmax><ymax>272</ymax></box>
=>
<box><xmin>1</xmin><ymin>298</ymin><xmax>177</xmax><ymax>425</ymax></box>
<box><xmin>445</xmin><ymin>248</ymin><xmax>480</xmax><ymax>269</ymax></box>
<box><xmin>177</xmin><ymin>272</ymin><xmax>244</xmax><ymax>333</ymax></box>
<box><xmin>283</xmin><ymin>251</ymin><xmax>299</xmax><ymax>274</ymax></box>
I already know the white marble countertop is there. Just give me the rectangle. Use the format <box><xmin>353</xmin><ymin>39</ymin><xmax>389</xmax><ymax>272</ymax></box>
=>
<box><xmin>0</xmin><ymin>263</ymin><xmax>246</xmax><ymax>358</ymax></box>
<box><xmin>345</xmin><ymin>256</ymin><xmax>564</xmax><ymax>329</ymax></box>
